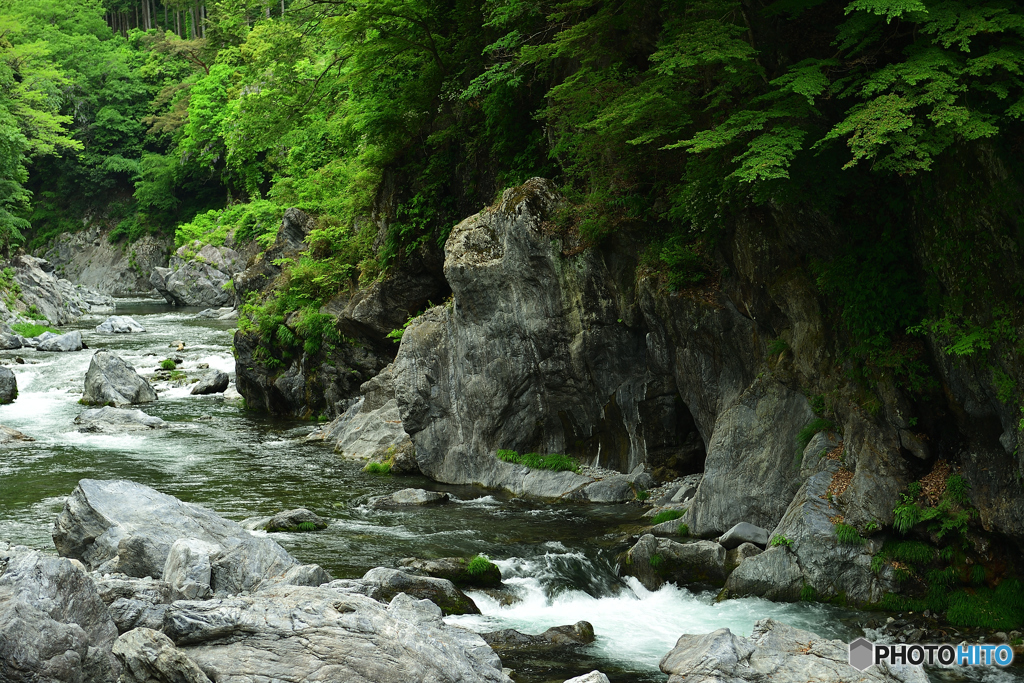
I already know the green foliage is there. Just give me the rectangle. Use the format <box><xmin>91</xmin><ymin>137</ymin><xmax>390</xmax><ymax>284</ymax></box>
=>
<box><xmin>10</xmin><ymin>322</ymin><xmax>57</xmax><ymax>337</ymax></box>
<box><xmin>796</xmin><ymin>418</ymin><xmax>837</xmax><ymax>453</ymax></box>
<box><xmin>834</xmin><ymin>523</ymin><xmax>865</xmax><ymax>546</ymax></box>
<box><xmin>651</xmin><ymin>510</ymin><xmax>684</xmax><ymax>525</ymax></box>
<box><xmin>800</xmin><ymin>583</ymin><xmax>818</xmax><ymax>602</ymax></box>
<box><xmin>767</xmin><ymin>338</ymin><xmax>789</xmax><ymax>356</ymax></box>
<box><xmin>648</xmin><ymin>553</ymin><xmax>663</xmax><ymax>569</ymax></box>
<box><xmin>296</xmin><ymin>521</ymin><xmax>317</xmax><ymax>532</ymax></box>
<box><xmin>159</xmin><ymin>358</ymin><xmax>177</xmax><ymax>370</ymax></box>
<box><xmin>676</xmin><ymin>523</ymin><xmax>689</xmax><ymax>537</ymax></box>
<box><xmin>771</xmin><ymin>535</ymin><xmax>793</xmax><ymax>548</ymax></box>
<box><xmin>494</xmin><ymin>449</ymin><xmax>580</xmax><ymax>473</ymax></box>
<box><xmin>466</xmin><ymin>554</ymin><xmax>496</xmax><ymax>576</ymax></box>
<box><xmin>363</xmin><ymin>461</ymin><xmax>392</xmax><ymax>474</ymax></box>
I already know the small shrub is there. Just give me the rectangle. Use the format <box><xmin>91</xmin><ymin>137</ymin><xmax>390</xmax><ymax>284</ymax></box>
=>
<box><xmin>652</xmin><ymin>510</ymin><xmax>684</xmax><ymax>525</ymax></box>
<box><xmin>467</xmin><ymin>554</ymin><xmax>496</xmax><ymax>576</ymax></box>
<box><xmin>771</xmin><ymin>535</ymin><xmax>793</xmax><ymax>548</ymax></box>
<box><xmin>796</xmin><ymin>418</ymin><xmax>837</xmax><ymax>453</ymax></box>
<box><xmin>834</xmin><ymin>523</ymin><xmax>865</xmax><ymax>546</ymax></box>
<box><xmin>364</xmin><ymin>461</ymin><xmax>392</xmax><ymax>474</ymax></box>
<box><xmin>159</xmin><ymin>359</ymin><xmax>177</xmax><ymax>370</ymax></box>
<box><xmin>767</xmin><ymin>338</ymin><xmax>789</xmax><ymax>355</ymax></box>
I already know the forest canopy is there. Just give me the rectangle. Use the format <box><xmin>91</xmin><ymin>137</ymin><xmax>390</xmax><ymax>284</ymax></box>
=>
<box><xmin>0</xmin><ymin>0</ymin><xmax>1022</xmax><ymax>291</ymax></box>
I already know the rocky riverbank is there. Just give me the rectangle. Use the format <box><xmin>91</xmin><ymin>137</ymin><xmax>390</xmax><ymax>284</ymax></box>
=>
<box><xmin>0</xmin><ymin>478</ymin><xmax>931</xmax><ymax>683</ymax></box>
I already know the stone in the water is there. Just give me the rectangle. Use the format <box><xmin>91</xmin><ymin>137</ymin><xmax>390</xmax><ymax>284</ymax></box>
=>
<box><xmin>325</xmin><ymin>567</ymin><xmax>480</xmax><ymax>616</ymax></box>
<box><xmin>0</xmin><ymin>424</ymin><xmax>33</xmax><ymax>443</ymax></box>
<box><xmin>0</xmin><ymin>365</ymin><xmax>16</xmax><ymax>404</ymax></box>
<box><xmin>369</xmin><ymin>487</ymin><xmax>451</xmax><ymax>508</ymax></box>
<box><xmin>719</xmin><ymin>522</ymin><xmax>768</xmax><ymax>549</ymax></box>
<box><xmin>96</xmin><ymin>315</ymin><xmax>147</xmax><ymax>333</ymax></box>
<box><xmin>0</xmin><ymin>331</ymin><xmax>21</xmax><ymax>349</ymax></box>
<box><xmin>399</xmin><ymin>556</ymin><xmax>502</xmax><ymax>588</ymax></box>
<box><xmin>0</xmin><ymin>542</ymin><xmax>120</xmax><ymax>682</ymax></box>
<box><xmin>622</xmin><ymin>534</ymin><xmax>727</xmax><ymax>591</ymax></box>
<box><xmin>52</xmin><ymin>479</ymin><xmax>304</xmax><ymax>593</ymax></box>
<box><xmin>190</xmin><ymin>370</ymin><xmax>229</xmax><ymax>395</ymax></box>
<box><xmin>74</xmin><ymin>406</ymin><xmax>167</xmax><ymax>432</ymax></box>
<box><xmin>564</xmin><ymin>672</ymin><xmax>611</xmax><ymax>683</ymax></box>
<box><xmin>659</xmin><ymin>618</ymin><xmax>927</xmax><ymax>683</ymax></box>
<box><xmin>82</xmin><ymin>350</ymin><xmax>158</xmax><ymax>406</ymax></box>
<box><xmin>37</xmin><ymin>330</ymin><xmax>83</xmax><ymax>352</ymax></box>
<box><xmin>482</xmin><ymin>621</ymin><xmax>595</xmax><ymax>650</ymax></box>
<box><xmin>263</xmin><ymin>508</ymin><xmax>328</xmax><ymax>532</ymax></box>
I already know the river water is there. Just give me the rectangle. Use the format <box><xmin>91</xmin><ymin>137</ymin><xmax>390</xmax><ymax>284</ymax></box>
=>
<box><xmin>0</xmin><ymin>300</ymin><xmax>1019</xmax><ymax>683</ymax></box>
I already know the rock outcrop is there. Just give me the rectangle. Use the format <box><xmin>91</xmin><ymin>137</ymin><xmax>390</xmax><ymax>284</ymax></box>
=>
<box><xmin>151</xmin><ymin>243</ymin><xmax>244</xmax><ymax>307</ymax></box>
<box><xmin>42</xmin><ymin>226</ymin><xmax>171</xmax><ymax>295</ymax></box>
<box><xmin>659</xmin><ymin>618</ymin><xmax>927</xmax><ymax>683</ymax></box>
<box><xmin>398</xmin><ymin>556</ymin><xmax>502</xmax><ymax>588</ymax></box>
<box><xmin>82</xmin><ymin>350</ymin><xmax>158</xmax><ymax>406</ymax></box>
<box><xmin>622</xmin><ymin>534</ymin><xmax>728</xmax><ymax>590</ymax></box>
<box><xmin>327</xmin><ymin>567</ymin><xmax>480</xmax><ymax>616</ymax></box>
<box><xmin>482</xmin><ymin>621</ymin><xmax>595</xmax><ymax>650</ymax></box>
<box><xmin>0</xmin><ymin>542</ymin><xmax>120</xmax><ymax>682</ymax></box>
<box><xmin>1</xmin><ymin>255</ymin><xmax>113</xmax><ymax>325</ymax></box>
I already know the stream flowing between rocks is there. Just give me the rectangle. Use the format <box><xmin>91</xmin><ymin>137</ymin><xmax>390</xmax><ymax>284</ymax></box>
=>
<box><xmin>0</xmin><ymin>299</ymin><xmax>1019</xmax><ymax>683</ymax></box>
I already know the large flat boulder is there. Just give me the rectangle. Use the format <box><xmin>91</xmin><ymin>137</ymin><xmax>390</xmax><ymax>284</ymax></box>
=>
<box><xmin>82</xmin><ymin>350</ymin><xmax>158</xmax><ymax>406</ymax></box>
<box><xmin>0</xmin><ymin>542</ymin><xmax>120</xmax><ymax>682</ymax></box>
<box><xmin>127</xmin><ymin>587</ymin><xmax>512</xmax><ymax>683</ymax></box>
<box><xmin>660</xmin><ymin>618</ymin><xmax>927</xmax><ymax>683</ymax></box>
<box><xmin>96</xmin><ymin>316</ymin><xmax>146</xmax><ymax>334</ymax></box>
<box><xmin>51</xmin><ymin>480</ymin><xmax>316</xmax><ymax>595</ymax></box>
<box><xmin>74</xmin><ymin>407</ymin><xmax>167</xmax><ymax>433</ymax></box>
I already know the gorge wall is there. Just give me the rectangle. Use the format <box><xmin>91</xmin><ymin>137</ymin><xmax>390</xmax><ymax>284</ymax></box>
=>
<box><xmin>234</xmin><ymin>175</ymin><xmax>1024</xmax><ymax>605</ymax></box>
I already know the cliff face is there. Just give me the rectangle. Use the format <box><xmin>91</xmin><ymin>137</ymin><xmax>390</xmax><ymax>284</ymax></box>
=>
<box><xmin>237</xmin><ymin>176</ymin><xmax>1024</xmax><ymax>603</ymax></box>
<box><xmin>41</xmin><ymin>226</ymin><xmax>171</xmax><ymax>296</ymax></box>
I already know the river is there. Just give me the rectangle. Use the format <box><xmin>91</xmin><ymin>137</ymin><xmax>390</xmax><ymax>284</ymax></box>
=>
<box><xmin>0</xmin><ymin>299</ymin><xmax>1019</xmax><ymax>683</ymax></box>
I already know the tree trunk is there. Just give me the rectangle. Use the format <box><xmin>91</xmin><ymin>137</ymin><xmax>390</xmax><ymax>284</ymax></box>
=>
<box><xmin>164</xmin><ymin>3</ymin><xmax>168</xmax><ymax>31</ymax></box>
<box><xmin>280</xmin><ymin>0</ymin><xmax>284</xmax><ymax>16</ymax></box>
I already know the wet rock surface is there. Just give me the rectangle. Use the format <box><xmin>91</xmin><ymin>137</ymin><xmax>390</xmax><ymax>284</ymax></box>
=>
<box><xmin>190</xmin><ymin>370</ymin><xmax>229</xmax><ymax>395</ymax></box>
<box><xmin>327</xmin><ymin>567</ymin><xmax>481</xmax><ymax>616</ymax></box>
<box><xmin>74</xmin><ymin>407</ymin><xmax>167</xmax><ymax>432</ymax></box>
<box><xmin>0</xmin><ymin>365</ymin><xmax>16</xmax><ymax>403</ymax></box>
<box><xmin>622</xmin><ymin>534</ymin><xmax>728</xmax><ymax>590</ymax></box>
<box><xmin>369</xmin><ymin>488</ymin><xmax>452</xmax><ymax>508</ymax></box>
<box><xmin>398</xmin><ymin>556</ymin><xmax>502</xmax><ymax>588</ymax></box>
<box><xmin>482</xmin><ymin>621</ymin><xmax>595</xmax><ymax>651</ymax></box>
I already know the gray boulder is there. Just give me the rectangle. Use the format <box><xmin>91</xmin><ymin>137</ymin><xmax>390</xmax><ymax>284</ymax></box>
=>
<box><xmin>356</xmin><ymin>567</ymin><xmax>480</xmax><ymax>615</ymax></box>
<box><xmin>725</xmin><ymin>542</ymin><xmax>763</xmax><ymax>573</ymax></box>
<box><xmin>90</xmin><ymin>574</ymin><xmax>174</xmax><ymax>634</ymax></box>
<box><xmin>74</xmin><ymin>407</ymin><xmax>167</xmax><ymax>432</ymax></box>
<box><xmin>719</xmin><ymin>522</ymin><xmax>768</xmax><ymax>549</ymax></box>
<box><xmin>96</xmin><ymin>315</ymin><xmax>146</xmax><ymax>333</ymax></box>
<box><xmin>37</xmin><ymin>330</ymin><xmax>83</xmax><ymax>352</ymax></box>
<box><xmin>565</xmin><ymin>673</ymin><xmax>611</xmax><ymax>683</ymax></box>
<box><xmin>0</xmin><ymin>542</ymin><xmax>120</xmax><ymax>682</ymax></box>
<box><xmin>241</xmin><ymin>508</ymin><xmax>328</xmax><ymax>532</ymax></box>
<box><xmin>0</xmin><ymin>365</ymin><xmax>16</xmax><ymax>403</ymax></box>
<box><xmin>151</xmin><ymin>244</ymin><xmax>242</xmax><ymax>307</ymax></box>
<box><xmin>82</xmin><ymin>350</ymin><xmax>158</xmax><ymax>406</ymax></box>
<box><xmin>0</xmin><ymin>331</ymin><xmax>21</xmax><ymax>349</ymax></box>
<box><xmin>659</xmin><ymin>618</ymin><xmax>927</xmax><ymax>683</ymax></box>
<box><xmin>155</xmin><ymin>587</ymin><xmax>511</xmax><ymax>682</ymax></box>
<box><xmin>0</xmin><ymin>424</ymin><xmax>33</xmax><ymax>443</ymax></box>
<box><xmin>190</xmin><ymin>370</ymin><xmax>229</xmax><ymax>395</ymax></box>
<box><xmin>369</xmin><ymin>488</ymin><xmax>451</xmax><ymax>508</ymax></box>
<box><xmin>113</xmin><ymin>628</ymin><xmax>211</xmax><ymax>683</ymax></box>
<box><xmin>398</xmin><ymin>556</ymin><xmax>502</xmax><ymax>588</ymax></box>
<box><xmin>482</xmin><ymin>621</ymin><xmax>595</xmax><ymax>651</ymax></box>
<box><xmin>579</xmin><ymin>472</ymin><xmax>657</xmax><ymax>503</ymax></box>
<box><xmin>51</xmin><ymin>479</ymin><xmax>307</xmax><ymax>594</ymax></box>
<box><xmin>7</xmin><ymin>254</ymin><xmax>113</xmax><ymax>325</ymax></box>
<box><xmin>622</xmin><ymin>534</ymin><xmax>727</xmax><ymax>591</ymax></box>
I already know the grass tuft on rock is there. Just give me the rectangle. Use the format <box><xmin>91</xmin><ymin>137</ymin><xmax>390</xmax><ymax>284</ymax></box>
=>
<box><xmin>676</xmin><ymin>523</ymin><xmax>690</xmax><ymax>536</ymax></box>
<box><xmin>159</xmin><ymin>358</ymin><xmax>177</xmax><ymax>370</ymax></box>
<box><xmin>11</xmin><ymin>323</ymin><xmax>58</xmax><ymax>337</ymax></box>
<box><xmin>296</xmin><ymin>521</ymin><xmax>317</xmax><ymax>532</ymax></box>
<box><xmin>466</xmin><ymin>554</ymin><xmax>496</xmax><ymax>576</ymax></box>
<box><xmin>652</xmin><ymin>510</ymin><xmax>684</xmax><ymax>525</ymax></box>
<box><xmin>796</xmin><ymin>418</ymin><xmax>837</xmax><ymax>453</ymax></box>
<box><xmin>364</xmin><ymin>461</ymin><xmax>392</xmax><ymax>474</ymax></box>
<box><xmin>833</xmin><ymin>523</ymin><xmax>865</xmax><ymax>546</ymax></box>
<box><xmin>495</xmin><ymin>449</ymin><xmax>579</xmax><ymax>473</ymax></box>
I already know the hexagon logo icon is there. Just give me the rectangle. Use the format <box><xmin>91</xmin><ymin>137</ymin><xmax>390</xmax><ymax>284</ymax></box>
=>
<box><xmin>849</xmin><ymin>638</ymin><xmax>874</xmax><ymax>671</ymax></box>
